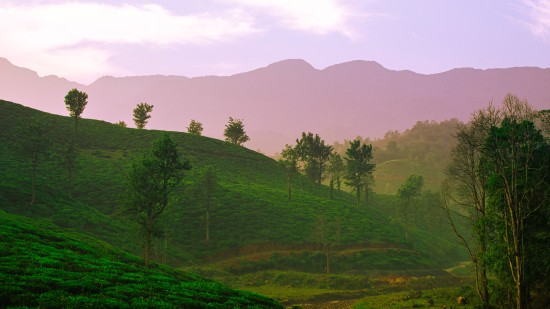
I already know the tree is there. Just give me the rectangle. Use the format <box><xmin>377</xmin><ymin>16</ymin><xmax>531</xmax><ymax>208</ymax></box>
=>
<box><xmin>279</xmin><ymin>144</ymin><xmax>300</xmax><ymax>201</ymax></box>
<box><xmin>20</xmin><ymin>118</ymin><xmax>50</xmax><ymax>205</ymax></box>
<box><xmin>312</xmin><ymin>216</ymin><xmax>341</xmax><ymax>274</ymax></box>
<box><xmin>344</xmin><ymin>139</ymin><xmax>375</xmax><ymax>207</ymax></box>
<box><xmin>397</xmin><ymin>174</ymin><xmax>423</xmax><ymax>240</ymax></box>
<box><xmin>124</xmin><ymin>134</ymin><xmax>190</xmax><ymax>267</ymax></box>
<box><xmin>115</xmin><ymin>121</ymin><xmax>127</xmax><ymax>128</ymax></box>
<box><xmin>536</xmin><ymin>109</ymin><xmax>550</xmax><ymax>139</ymax></box>
<box><xmin>329</xmin><ymin>154</ymin><xmax>345</xmax><ymax>191</ymax></box>
<box><xmin>363</xmin><ymin>172</ymin><xmax>375</xmax><ymax>206</ymax></box>
<box><xmin>64</xmin><ymin>88</ymin><xmax>88</xmax><ymax>133</ymax></box>
<box><xmin>187</xmin><ymin>119</ymin><xmax>203</xmax><ymax>136</ymax></box>
<box><xmin>224</xmin><ymin>117</ymin><xmax>249</xmax><ymax>145</ymax></box>
<box><xmin>443</xmin><ymin>111</ymin><xmax>498</xmax><ymax>306</ymax></box>
<box><xmin>444</xmin><ymin>94</ymin><xmax>550</xmax><ymax>308</ymax></box>
<box><xmin>59</xmin><ymin>140</ymin><xmax>78</xmax><ymax>197</ymax></box>
<box><xmin>296</xmin><ymin>132</ymin><xmax>333</xmax><ymax>186</ymax></box>
<box><xmin>327</xmin><ymin>153</ymin><xmax>345</xmax><ymax>198</ymax></box>
<box><xmin>483</xmin><ymin>116</ymin><xmax>548</xmax><ymax>309</ymax></box>
<box><xmin>133</xmin><ymin>103</ymin><xmax>154</xmax><ymax>129</ymax></box>
<box><xmin>197</xmin><ymin>166</ymin><xmax>217</xmax><ymax>241</ymax></box>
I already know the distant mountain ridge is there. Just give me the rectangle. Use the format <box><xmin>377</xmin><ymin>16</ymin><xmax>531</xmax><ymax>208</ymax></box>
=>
<box><xmin>1</xmin><ymin>57</ymin><xmax>549</xmax><ymax>153</ymax></box>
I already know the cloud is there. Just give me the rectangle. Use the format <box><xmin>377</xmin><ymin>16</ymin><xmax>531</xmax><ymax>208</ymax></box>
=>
<box><xmin>226</xmin><ymin>0</ymin><xmax>358</xmax><ymax>38</ymax></box>
<box><xmin>0</xmin><ymin>2</ymin><xmax>259</xmax><ymax>83</ymax></box>
<box><xmin>522</xmin><ymin>0</ymin><xmax>550</xmax><ymax>40</ymax></box>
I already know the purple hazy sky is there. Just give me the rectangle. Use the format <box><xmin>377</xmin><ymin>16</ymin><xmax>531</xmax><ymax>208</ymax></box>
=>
<box><xmin>1</xmin><ymin>0</ymin><xmax>549</xmax><ymax>84</ymax></box>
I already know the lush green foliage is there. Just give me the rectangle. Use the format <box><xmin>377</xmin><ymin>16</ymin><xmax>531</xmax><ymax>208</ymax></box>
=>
<box><xmin>444</xmin><ymin>95</ymin><xmax>550</xmax><ymax>308</ymax></box>
<box><xmin>0</xmin><ymin>100</ymin><xmax>466</xmax><ymax>272</ymax></box>
<box><xmin>115</xmin><ymin>120</ymin><xmax>128</xmax><ymax>128</ymax></box>
<box><xmin>296</xmin><ymin>132</ymin><xmax>333</xmax><ymax>185</ymax></box>
<box><xmin>0</xmin><ymin>211</ymin><xmax>281</xmax><ymax>308</ymax></box>
<box><xmin>333</xmin><ymin>119</ymin><xmax>460</xmax><ymax>194</ymax></box>
<box><xmin>187</xmin><ymin>119</ymin><xmax>204</xmax><ymax>136</ymax></box>
<box><xmin>64</xmin><ymin>88</ymin><xmax>88</xmax><ymax>131</ymax></box>
<box><xmin>327</xmin><ymin>153</ymin><xmax>345</xmax><ymax>193</ymax></box>
<box><xmin>278</xmin><ymin>144</ymin><xmax>300</xmax><ymax>201</ymax></box>
<box><xmin>224</xmin><ymin>117</ymin><xmax>249</xmax><ymax>145</ymax></box>
<box><xmin>19</xmin><ymin>118</ymin><xmax>51</xmax><ymax>205</ymax></box>
<box><xmin>483</xmin><ymin>117</ymin><xmax>549</xmax><ymax>308</ymax></box>
<box><xmin>133</xmin><ymin>102</ymin><xmax>154</xmax><ymax>129</ymax></box>
<box><xmin>196</xmin><ymin>269</ymin><xmax>473</xmax><ymax>308</ymax></box>
<box><xmin>344</xmin><ymin>139</ymin><xmax>375</xmax><ymax>207</ymax></box>
<box><xmin>194</xmin><ymin>165</ymin><xmax>218</xmax><ymax>241</ymax></box>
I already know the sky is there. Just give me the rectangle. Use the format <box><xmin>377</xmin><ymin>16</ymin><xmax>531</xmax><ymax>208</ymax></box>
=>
<box><xmin>1</xmin><ymin>0</ymin><xmax>550</xmax><ymax>84</ymax></box>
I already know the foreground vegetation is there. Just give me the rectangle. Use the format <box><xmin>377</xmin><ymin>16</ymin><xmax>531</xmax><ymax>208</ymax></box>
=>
<box><xmin>0</xmin><ymin>211</ymin><xmax>281</xmax><ymax>308</ymax></box>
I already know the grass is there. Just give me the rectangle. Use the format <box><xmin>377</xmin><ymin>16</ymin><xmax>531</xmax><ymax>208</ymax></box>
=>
<box><xmin>0</xmin><ymin>210</ymin><xmax>281</xmax><ymax>308</ymax></box>
<box><xmin>352</xmin><ymin>286</ymin><xmax>475</xmax><ymax>308</ymax></box>
<box><xmin>0</xmin><ymin>99</ymin><xmax>468</xmax><ymax>272</ymax></box>
<box><xmin>185</xmin><ymin>269</ymin><xmax>474</xmax><ymax>307</ymax></box>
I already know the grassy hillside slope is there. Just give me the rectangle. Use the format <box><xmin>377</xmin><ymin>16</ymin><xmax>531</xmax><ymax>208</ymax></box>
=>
<box><xmin>0</xmin><ymin>210</ymin><xmax>281</xmax><ymax>308</ymax></box>
<box><xmin>0</xmin><ymin>100</ymin><xmax>467</xmax><ymax>272</ymax></box>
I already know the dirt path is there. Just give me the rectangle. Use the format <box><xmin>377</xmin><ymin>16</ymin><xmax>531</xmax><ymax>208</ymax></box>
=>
<box><xmin>207</xmin><ymin>246</ymin><xmax>414</xmax><ymax>268</ymax></box>
<box><xmin>297</xmin><ymin>299</ymin><xmax>358</xmax><ymax>309</ymax></box>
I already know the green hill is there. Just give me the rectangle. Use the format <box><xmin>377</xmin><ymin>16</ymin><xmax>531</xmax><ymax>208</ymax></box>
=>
<box><xmin>0</xmin><ymin>210</ymin><xmax>281</xmax><ymax>308</ymax></box>
<box><xmin>0</xmin><ymin>100</ymin><xmax>467</xmax><ymax>274</ymax></box>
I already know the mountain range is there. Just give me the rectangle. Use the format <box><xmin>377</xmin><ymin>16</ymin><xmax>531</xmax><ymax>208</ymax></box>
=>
<box><xmin>1</xmin><ymin>57</ymin><xmax>549</xmax><ymax>154</ymax></box>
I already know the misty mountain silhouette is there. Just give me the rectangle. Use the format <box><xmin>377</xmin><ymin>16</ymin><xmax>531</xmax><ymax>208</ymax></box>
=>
<box><xmin>1</xmin><ymin>57</ymin><xmax>549</xmax><ymax>153</ymax></box>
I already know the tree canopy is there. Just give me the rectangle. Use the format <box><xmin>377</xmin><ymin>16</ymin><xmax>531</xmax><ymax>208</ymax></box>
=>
<box><xmin>64</xmin><ymin>88</ymin><xmax>88</xmax><ymax>132</ymax></box>
<box><xmin>344</xmin><ymin>139</ymin><xmax>375</xmax><ymax>207</ymax></box>
<box><xmin>279</xmin><ymin>144</ymin><xmax>301</xmax><ymax>201</ymax></box>
<box><xmin>224</xmin><ymin>117</ymin><xmax>249</xmax><ymax>145</ymax></box>
<box><xmin>133</xmin><ymin>103</ymin><xmax>154</xmax><ymax>129</ymax></box>
<box><xmin>296</xmin><ymin>132</ymin><xmax>333</xmax><ymax>186</ymax></box>
<box><xmin>124</xmin><ymin>134</ymin><xmax>191</xmax><ymax>266</ymax></box>
<box><xmin>187</xmin><ymin>119</ymin><xmax>203</xmax><ymax>136</ymax></box>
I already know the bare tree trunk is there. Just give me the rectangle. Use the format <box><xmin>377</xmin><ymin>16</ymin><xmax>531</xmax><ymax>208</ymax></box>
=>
<box><xmin>68</xmin><ymin>168</ymin><xmax>73</xmax><ymax>198</ymax></box>
<box><xmin>206</xmin><ymin>210</ymin><xmax>210</xmax><ymax>242</ymax></box>
<box><xmin>356</xmin><ymin>186</ymin><xmax>361</xmax><ymax>208</ymax></box>
<box><xmin>364</xmin><ymin>184</ymin><xmax>369</xmax><ymax>207</ymax></box>
<box><xmin>326</xmin><ymin>250</ymin><xmax>330</xmax><ymax>274</ymax></box>
<box><xmin>329</xmin><ymin>177</ymin><xmax>334</xmax><ymax>199</ymax></box>
<box><xmin>31</xmin><ymin>164</ymin><xmax>36</xmax><ymax>205</ymax></box>
<box><xmin>145</xmin><ymin>215</ymin><xmax>152</xmax><ymax>267</ymax></box>
<box><xmin>287</xmin><ymin>174</ymin><xmax>292</xmax><ymax>201</ymax></box>
<box><xmin>163</xmin><ymin>227</ymin><xmax>168</xmax><ymax>264</ymax></box>
<box><xmin>404</xmin><ymin>201</ymin><xmax>409</xmax><ymax>240</ymax></box>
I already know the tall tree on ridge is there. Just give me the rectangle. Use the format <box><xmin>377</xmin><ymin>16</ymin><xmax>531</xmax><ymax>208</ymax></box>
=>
<box><xmin>344</xmin><ymin>139</ymin><xmax>375</xmax><ymax>207</ymax></box>
<box><xmin>187</xmin><ymin>119</ymin><xmax>204</xmax><ymax>136</ymax></box>
<box><xmin>64</xmin><ymin>88</ymin><xmax>88</xmax><ymax>134</ymax></box>
<box><xmin>296</xmin><ymin>132</ymin><xmax>332</xmax><ymax>186</ymax></box>
<box><xmin>279</xmin><ymin>144</ymin><xmax>300</xmax><ymax>201</ymax></box>
<box><xmin>133</xmin><ymin>103</ymin><xmax>154</xmax><ymax>129</ymax></box>
<box><xmin>224</xmin><ymin>117</ymin><xmax>249</xmax><ymax>145</ymax></box>
<box><xmin>328</xmin><ymin>153</ymin><xmax>345</xmax><ymax>192</ymax></box>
